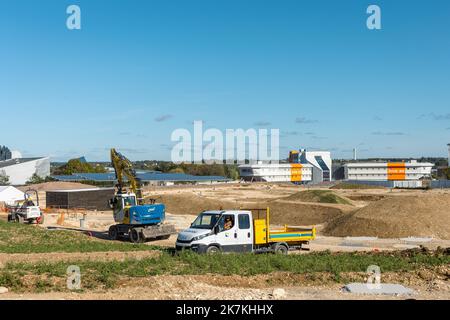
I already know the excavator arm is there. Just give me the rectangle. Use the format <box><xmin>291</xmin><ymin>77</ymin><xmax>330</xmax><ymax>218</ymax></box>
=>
<box><xmin>110</xmin><ymin>148</ymin><xmax>144</xmax><ymax>205</ymax></box>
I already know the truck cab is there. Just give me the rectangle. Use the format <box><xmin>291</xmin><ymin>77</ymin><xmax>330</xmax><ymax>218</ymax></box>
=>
<box><xmin>176</xmin><ymin>208</ymin><xmax>315</xmax><ymax>254</ymax></box>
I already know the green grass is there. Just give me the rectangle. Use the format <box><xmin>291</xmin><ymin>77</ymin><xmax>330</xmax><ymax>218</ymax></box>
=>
<box><xmin>1</xmin><ymin>249</ymin><xmax>448</xmax><ymax>292</ymax></box>
<box><xmin>0</xmin><ymin>220</ymin><xmax>160</xmax><ymax>253</ymax></box>
<box><xmin>286</xmin><ymin>190</ymin><xmax>352</xmax><ymax>205</ymax></box>
<box><xmin>331</xmin><ymin>183</ymin><xmax>385</xmax><ymax>190</ymax></box>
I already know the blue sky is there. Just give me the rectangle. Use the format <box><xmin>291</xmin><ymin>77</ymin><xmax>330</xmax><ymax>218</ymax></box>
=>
<box><xmin>1</xmin><ymin>0</ymin><xmax>449</xmax><ymax>161</ymax></box>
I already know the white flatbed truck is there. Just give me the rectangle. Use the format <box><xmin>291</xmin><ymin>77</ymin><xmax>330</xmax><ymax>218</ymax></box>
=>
<box><xmin>176</xmin><ymin>208</ymin><xmax>315</xmax><ymax>254</ymax></box>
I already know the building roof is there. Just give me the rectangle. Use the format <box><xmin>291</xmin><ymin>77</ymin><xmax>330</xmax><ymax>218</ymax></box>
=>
<box><xmin>48</xmin><ymin>187</ymin><xmax>115</xmax><ymax>193</ymax></box>
<box><xmin>52</xmin><ymin>172</ymin><xmax>231</xmax><ymax>183</ymax></box>
<box><xmin>0</xmin><ymin>157</ymin><xmax>48</xmax><ymax>169</ymax></box>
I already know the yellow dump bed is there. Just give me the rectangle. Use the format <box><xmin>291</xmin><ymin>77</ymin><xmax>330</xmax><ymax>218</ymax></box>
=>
<box><xmin>252</xmin><ymin>208</ymin><xmax>316</xmax><ymax>245</ymax></box>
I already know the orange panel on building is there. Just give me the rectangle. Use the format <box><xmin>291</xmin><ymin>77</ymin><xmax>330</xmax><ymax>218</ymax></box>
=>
<box><xmin>387</xmin><ymin>162</ymin><xmax>406</xmax><ymax>180</ymax></box>
<box><xmin>290</xmin><ymin>163</ymin><xmax>303</xmax><ymax>182</ymax></box>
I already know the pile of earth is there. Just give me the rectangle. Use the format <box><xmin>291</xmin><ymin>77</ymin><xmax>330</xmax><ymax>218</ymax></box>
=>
<box><xmin>152</xmin><ymin>193</ymin><xmax>345</xmax><ymax>226</ymax></box>
<box><xmin>324</xmin><ymin>194</ymin><xmax>450</xmax><ymax>239</ymax></box>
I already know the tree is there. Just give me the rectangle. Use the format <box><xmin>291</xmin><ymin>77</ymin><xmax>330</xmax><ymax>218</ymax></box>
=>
<box><xmin>53</xmin><ymin>159</ymin><xmax>107</xmax><ymax>175</ymax></box>
<box><xmin>0</xmin><ymin>172</ymin><xmax>10</xmax><ymax>185</ymax></box>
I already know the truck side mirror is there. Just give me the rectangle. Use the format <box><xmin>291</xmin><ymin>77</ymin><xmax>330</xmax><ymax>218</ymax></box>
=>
<box><xmin>214</xmin><ymin>225</ymin><xmax>220</xmax><ymax>234</ymax></box>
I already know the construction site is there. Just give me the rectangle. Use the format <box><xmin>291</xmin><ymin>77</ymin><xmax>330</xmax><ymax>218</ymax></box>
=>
<box><xmin>1</xmin><ymin>1</ymin><xmax>450</xmax><ymax>305</ymax></box>
<box><xmin>0</xmin><ymin>170</ymin><xmax>449</xmax><ymax>299</ymax></box>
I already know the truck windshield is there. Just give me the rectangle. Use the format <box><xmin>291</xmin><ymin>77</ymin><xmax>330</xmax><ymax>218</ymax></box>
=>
<box><xmin>191</xmin><ymin>213</ymin><xmax>221</xmax><ymax>229</ymax></box>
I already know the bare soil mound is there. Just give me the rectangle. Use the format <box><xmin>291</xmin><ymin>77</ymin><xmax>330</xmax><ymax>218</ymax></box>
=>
<box><xmin>151</xmin><ymin>194</ymin><xmax>240</xmax><ymax>216</ymax></box>
<box><xmin>18</xmin><ymin>181</ymin><xmax>95</xmax><ymax>192</ymax></box>
<box><xmin>267</xmin><ymin>201</ymin><xmax>345</xmax><ymax>226</ymax></box>
<box><xmin>324</xmin><ymin>194</ymin><xmax>450</xmax><ymax>239</ymax></box>
<box><xmin>152</xmin><ymin>193</ymin><xmax>344</xmax><ymax>226</ymax></box>
<box><xmin>284</xmin><ymin>190</ymin><xmax>352</xmax><ymax>205</ymax></box>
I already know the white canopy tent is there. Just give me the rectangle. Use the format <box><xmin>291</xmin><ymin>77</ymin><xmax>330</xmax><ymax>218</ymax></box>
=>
<box><xmin>0</xmin><ymin>186</ymin><xmax>25</xmax><ymax>205</ymax></box>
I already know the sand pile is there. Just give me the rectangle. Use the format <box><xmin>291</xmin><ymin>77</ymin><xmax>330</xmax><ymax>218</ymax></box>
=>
<box><xmin>152</xmin><ymin>193</ymin><xmax>344</xmax><ymax>226</ymax></box>
<box><xmin>324</xmin><ymin>194</ymin><xmax>450</xmax><ymax>239</ymax></box>
<box><xmin>151</xmin><ymin>194</ymin><xmax>240</xmax><ymax>216</ymax></box>
<box><xmin>18</xmin><ymin>181</ymin><xmax>95</xmax><ymax>192</ymax></box>
<box><xmin>267</xmin><ymin>201</ymin><xmax>344</xmax><ymax>226</ymax></box>
<box><xmin>284</xmin><ymin>190</ymin><xmax>352</xmax><ymax>205</ymax></box>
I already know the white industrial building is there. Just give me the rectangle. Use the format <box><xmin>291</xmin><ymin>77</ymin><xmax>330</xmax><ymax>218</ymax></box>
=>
<box><xmin>297</xmin><ymin>149</ymin><xmax>332</xmax><ymax>183</ymax></box>
<box><xmin>0</xmin><ymin>147</ymin><xmax>50</xmax><ymax>185</ymax></box>
<box><xmin>344</xmin><ymin>160</ymin><xmax>433</xmax><ymax>181</ymax></box>
<box><xmin>239</xmin><ymin>149</ymin><xmax>333</xmax><ymax>184</ymax></box>
<box><xmin>239</xmin><ymin>162</ymin><xmax>313</xmax><ymax>183</ymax></box>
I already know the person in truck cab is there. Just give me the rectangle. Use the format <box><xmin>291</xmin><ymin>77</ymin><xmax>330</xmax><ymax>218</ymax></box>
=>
<box><xmin>223</xmin><ymin>216</ymin><xmax>233</xmax><ymax>230</ymax></box>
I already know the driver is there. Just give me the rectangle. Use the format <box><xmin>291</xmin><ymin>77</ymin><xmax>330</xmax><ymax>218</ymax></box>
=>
<box><xmin>223</xmin><ymin>217</ymin><xmax>233</xmax><ymax>230</ymax></box>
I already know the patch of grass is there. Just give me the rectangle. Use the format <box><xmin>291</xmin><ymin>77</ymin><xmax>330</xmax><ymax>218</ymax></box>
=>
<box><xmin>331</xmin><ymin>183</ymin><xmax>385</xmax><ymax>190</ymax></box>
<box><xmin>0</xmin><ymin>220</ymin><xmax>161</xmax><ymax>253</ymax></box>
<box><xmin>286</xmin><ymin>190</ymin><xmax>352</xmax><ymax>205</ymax></box>
<box><xmin>2</xmin><ymin>249</ymin><xmax>448</xmax><ymax>292</ymax></box>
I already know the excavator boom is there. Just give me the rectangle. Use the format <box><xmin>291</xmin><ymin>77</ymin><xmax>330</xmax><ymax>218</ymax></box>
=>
<box><xmin>110</xmin><ymin>148</ymin><xmax>144</xmax><ymax>205</ymax></box>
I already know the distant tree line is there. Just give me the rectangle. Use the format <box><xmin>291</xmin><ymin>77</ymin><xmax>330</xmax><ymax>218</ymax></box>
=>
<box><xmin>51</xmin><ymin>158</ymin><xmax>240</xmax><ymax>180</ymax></box>
<box><xmin>133</xmin><ymin>160</ymin><xmax>240</xmax><ymax>180</ymax></box>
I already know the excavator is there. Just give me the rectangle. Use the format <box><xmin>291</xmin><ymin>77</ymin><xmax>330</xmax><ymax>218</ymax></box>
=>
<box><xmin>108</xmin><ymin>148</ymin><xmax>176</xmax><ymax>243</ymax></box>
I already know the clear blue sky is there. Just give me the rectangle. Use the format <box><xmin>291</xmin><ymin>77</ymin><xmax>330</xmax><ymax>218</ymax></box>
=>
<box><xmin>1</xmin><ymin>0</ymin><xmax>449</xmax><ymax>161</ymax></box>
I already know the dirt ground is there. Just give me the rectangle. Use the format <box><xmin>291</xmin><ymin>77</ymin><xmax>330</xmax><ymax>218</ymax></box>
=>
<box><xmin>1</xmin><ymin>182</ymin><xmax>450</xmax><ymax>300</ymax></box>
<box><xmin>31</xmin><ymin>182</ymin><xmax>450</xmax><ymax>251</ymax></box>
<box><xmin>1</xmin><ymin>270</ymin><xmax>449</xmax><ymax>300</ymax></box>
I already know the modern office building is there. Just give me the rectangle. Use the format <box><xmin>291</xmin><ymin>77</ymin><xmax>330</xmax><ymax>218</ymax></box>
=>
<box><xmin>239</xmin><ymin>148</ymin><xmax>332</xmax><ymax>184</ymax></box>
<box><xmin>344</xmin><ymin>160</ymin><xmax>433</xmax><ymax>181</ymax></box>
<box><xmin>296</xmin><ymin>149</ymin><xmax>332</xmax><ymax>183</ymax></box>
<box><xmin>238</xmin><ymin>162</ymin><xmax>313</xmax><ymax>183</ymax></box>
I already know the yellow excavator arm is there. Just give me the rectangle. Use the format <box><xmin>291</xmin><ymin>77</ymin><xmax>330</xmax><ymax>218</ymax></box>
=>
<box><xmin>110</xmin><ymin>148</ymin><xmax>144</xmax><ymax>205</ymax></box>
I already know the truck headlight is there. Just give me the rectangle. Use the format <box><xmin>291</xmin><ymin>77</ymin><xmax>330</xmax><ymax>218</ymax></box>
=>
<box><xmin>192</xmin><ymin>234</ymin><xmax>209</xmax><ymax>242</ymax></box>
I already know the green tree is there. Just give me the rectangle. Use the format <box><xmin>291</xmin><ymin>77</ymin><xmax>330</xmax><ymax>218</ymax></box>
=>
<box><xmin>0</xmin><ymin>172</ymin><xmax>10</xmax><ymax>185</ymax></box>
<box><xmin>54</xmin><ymin>159</ymin><xmax>107</xmax><ymax>175</ymax></box>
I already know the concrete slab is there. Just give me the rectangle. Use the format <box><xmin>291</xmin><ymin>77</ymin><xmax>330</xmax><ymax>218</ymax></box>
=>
<box><xmin>345</xmin><ymin>237</ymin><xmax>378</xmax><ymax>241</ymax></box>
<box><xmin>343</xmin><ymin>283</ymin><xmax>414</xmax><ymax>296</ymax></box>
<box><xmin>400</xmin><ymin>237</ymin><xmax>433</xmax><ymax>243</ymax></box>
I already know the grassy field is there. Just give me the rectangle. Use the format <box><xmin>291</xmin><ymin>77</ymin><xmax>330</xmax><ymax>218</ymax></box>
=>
<box><xmin>0</xmin><ymin>220</ymin><xmax>158</xmax><ymax>253</ymax></box>
<box><xmin>1</xmin><ymin>248</ymin><xmax>448</xmax><ymax>292</ymax></box>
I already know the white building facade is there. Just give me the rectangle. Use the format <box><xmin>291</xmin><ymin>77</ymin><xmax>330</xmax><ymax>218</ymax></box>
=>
<box><xmin>298</xmin><ymin>150</ymin><xmax>332</xmax><ymax>183</ymax></box>
<box><xmin>239</xmin><ymin>163</ymin><xmax>313</xmax><ymax>183</ymax></box>
<box><xmin>344</xmin><ymin>160</ymin><xmax>433</xmax><ymax>181</ymax></box>
<box><xmin>0</xmin><ymin>157</ymin><xmax>50</xmax><ymax>185</ymax></box>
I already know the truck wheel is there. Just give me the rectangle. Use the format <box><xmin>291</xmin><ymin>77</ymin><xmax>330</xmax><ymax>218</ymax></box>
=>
<box><xmin>109</xmin><ymin>225</ymin><xmax>119</xmax><ymax>240</ymax></box>
<box><xmin>206</xmin><ymin>245</ymin><xmax>220</xmax><ymax>254</ymax></box>
<box><xmin>273</xmin><ymin>243</ymin><xmax>288</xmax><ymax>255</ymax></box>
<box><xmin>16</xmin><ymin>216</ymin><xmax>24</xmax><ymax>224</ymax></box>
<box><xmin>130</xmin><ymin>228</ymin><xmax>143</xmax><ymax>243</ymax></box>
